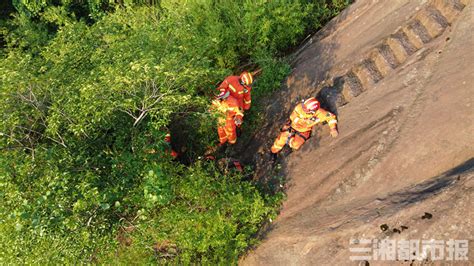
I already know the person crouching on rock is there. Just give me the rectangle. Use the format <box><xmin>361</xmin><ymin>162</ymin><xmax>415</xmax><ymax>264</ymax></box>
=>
<box><xmin>271</xmin><ymin>97</ymin><xmax>338</xmax><ymax>156</ymax></box>
<box><xmin>210</xmin><ymin>90</ymin><xmax>244</xmax><ymax>145</ymax></box>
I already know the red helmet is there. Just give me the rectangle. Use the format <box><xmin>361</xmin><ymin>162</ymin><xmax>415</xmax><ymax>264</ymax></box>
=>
<box><xmin>303</xmin><ymin>97</ymin><xmax>319</xmax><ymax>113</ymax></box>
<box><xmin>240</xmin><ymin>71</ymin><xmax>253</xmax><ymax>86</ymax></box>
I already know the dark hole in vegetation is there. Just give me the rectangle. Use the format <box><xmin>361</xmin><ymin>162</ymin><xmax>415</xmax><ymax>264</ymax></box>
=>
<box><xmin>169</xmin><ymin>107</ymin><xmax>212</xmax><ymax>166</ymax></box>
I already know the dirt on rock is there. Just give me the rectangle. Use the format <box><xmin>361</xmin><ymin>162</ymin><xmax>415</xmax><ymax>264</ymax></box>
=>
<box><xmin>237</xmin><ymin>0</ymin><xmax>474</xmax><ymax>264</ymax></box>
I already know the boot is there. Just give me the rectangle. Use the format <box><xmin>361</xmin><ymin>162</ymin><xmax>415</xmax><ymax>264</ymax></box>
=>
<box><xmin>272</xmin><ymin>152</ymin><xmax>278</xmax><ymax>161</ymax></box>
<box><xmin>282</xmin><ymin>147</ymin><xmax>293</xmax><ymax>157</ymax></box>
<box><xmin>236</xmin><ymin>127</ymin><xmax>242</xmax><ymax>137</ymax></box>
<box><xmin>270</xmin><ymin>151</ymin><xmax>278</xmax><ymax>164</ymax></box>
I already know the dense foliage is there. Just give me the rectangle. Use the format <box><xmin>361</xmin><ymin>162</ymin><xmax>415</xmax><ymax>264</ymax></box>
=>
<box><xmin>0</xmin><ymin>0</ymin><xmax>349</xmax><ymax>263</ymax></box>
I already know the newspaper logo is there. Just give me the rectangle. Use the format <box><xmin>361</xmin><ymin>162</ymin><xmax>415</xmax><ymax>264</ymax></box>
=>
<box><xmin>350</xmin><ymin>239</ymin><xmax>469</xmax><ymax>261</ymax></box>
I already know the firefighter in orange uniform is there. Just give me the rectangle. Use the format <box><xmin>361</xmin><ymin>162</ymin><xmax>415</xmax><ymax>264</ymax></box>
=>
<box><xmin>210</xmin><ymin>91</ymin><xmax>244</xmax><ymax>145</ymax></box>
<box><xmin>271</xmin><ymin>97</ymin><xmax>338</xmax><ymax>154</ymax></box>
<box><xmin>164</xmin><ymin>132</ymin><xmax>179</xmax><ymax>159</ymax></box>
<box><xmin>217</xmin><ymin>71</ymin><xmax>254</xmax><ymax>111</ymax></box>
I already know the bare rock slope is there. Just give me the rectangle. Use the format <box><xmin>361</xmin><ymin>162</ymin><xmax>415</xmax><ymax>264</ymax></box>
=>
<box><xmin>241</xmin><ymin>0</ymin><xmax>473</xmax><ymax>264</ymax></box>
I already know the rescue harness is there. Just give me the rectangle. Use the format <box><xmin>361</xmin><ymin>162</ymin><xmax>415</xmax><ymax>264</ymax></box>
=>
<box><xmin>280</xmin><ymin>123</ymin><xmax>310</xmax><ymax>144</ymax></box>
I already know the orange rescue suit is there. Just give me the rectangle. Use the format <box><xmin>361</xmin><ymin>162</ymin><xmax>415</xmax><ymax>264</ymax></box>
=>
<box><xmin>164</xmin><ymin>133</ymin><xmax>179</xmax><ymax>158</ymax></box>
<box><xmin>211</xmin><ymin>96</ymin><xmax>244</xmax><ymax>145</ymax></box>
<box><xmin>271</xmin><ymin>103</ymin><xmax>338</xmax><ymax>153</ymax></box>
<box><xmin>217</xmin><ymin>76</ymin><xmax>252</xmax><ymax>110</ymax></box>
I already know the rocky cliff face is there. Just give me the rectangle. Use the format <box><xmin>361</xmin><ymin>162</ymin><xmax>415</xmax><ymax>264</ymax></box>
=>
<box><xmin>240</xmin><ymin>0</ymin><xmax>473</xmax><ymax>264</ymax></box>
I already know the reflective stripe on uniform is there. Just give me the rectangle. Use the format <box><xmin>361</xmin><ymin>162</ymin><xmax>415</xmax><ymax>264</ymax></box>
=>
<box><xmin>244</xmin><ymin>99</ymin><xmax>251</xmax><ymax>104</ymax></box>
<box><xmin>328</xmin><ymin>119</ymin><xmax>337</xmax><ymax>125</ymax></box>
<box><xmin>228</xmin><ymin>107</ymin><xmax>242</xmax><ymax>116</ymax></box>
<box><xmin>273</xmin><ymin>143</ymin><xmax>283</xmax><ymax>149</ymax></box>
<box><xmin>289</xmin><ymin>138</ymin><xmax>295</xmax><ymax>148</ymax></box>
<box><xmin>228</xmin><ymin>84</ymin><xmax>237</xmax><ymax>93</ymax></box>
<box><xmin>238</xmin><ymin>91</ymin><xmax>244</xmax><ymax>94</ymax></box>
<box><xmin>228</xmin><ymin>137</ymin><xmax>236</xmax><ymax>144</ymax></box>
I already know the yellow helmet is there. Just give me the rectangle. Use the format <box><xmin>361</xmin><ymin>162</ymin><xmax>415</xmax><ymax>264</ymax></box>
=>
<box><xmin>240</xmin><ymin>71</ymin><xmax>253</xmax><ymax>86</ymax></box>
